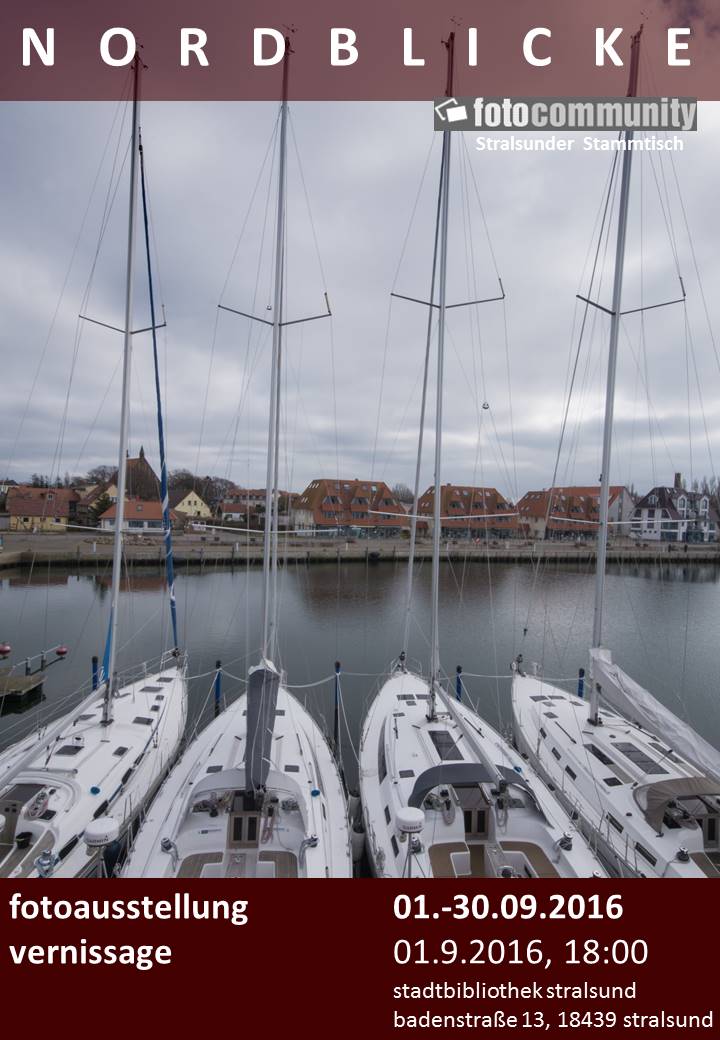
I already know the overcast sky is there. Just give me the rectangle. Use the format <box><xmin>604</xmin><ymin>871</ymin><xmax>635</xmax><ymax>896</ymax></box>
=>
<box><xmin>2</xmin><ymin>99</ymin><xmax>719</xmax><ymax>502</ymax></box>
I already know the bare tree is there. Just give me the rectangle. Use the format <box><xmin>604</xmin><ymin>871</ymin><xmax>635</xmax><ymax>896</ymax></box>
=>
<box><xmin>391</xmin><ymin>482</ymin><xmax>414</xmax><ymax>504</ymax></box>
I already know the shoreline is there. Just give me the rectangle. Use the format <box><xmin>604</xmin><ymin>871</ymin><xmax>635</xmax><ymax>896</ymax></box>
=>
<box><xmin>1</xmin><ymin>532</ymin><xmax>718</xmax><ymax>571</ymax></box>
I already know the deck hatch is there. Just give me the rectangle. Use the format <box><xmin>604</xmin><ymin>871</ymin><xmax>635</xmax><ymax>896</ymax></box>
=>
<box><xmin>615</xmin><ymin>741</ymin><xmax>668</xmax><ymax>775</ymax></box>
<box><xmin>141</xmin><ymin>685</ymin><xmax>162</xmax><ymax>693</ymax></box>
<box><xmin>113</xmin><ymin>746</ymin><xmax>129</xmax><ymax>757</ymax></box>
<box><xmin>206</xmin><ymin>765</ymin><xmax>222</xmax><ymax>773</ymax></box>
<box><xmin>284</xmin><ymin>765</ymin><xmax>300</xmax><ymax>772</ymax></box>
<box><xmin>585</xmin><ymin>743</ymin><xmax>614</xmax><ymax>767</ymax></box>
<box><xmin>56</xmin><ymin>745</ymin><xmax>82</xmax><ymax>756</ymax></box>
<box><xmin>429</xmin><ymin>730</ymin><xmax>463</xmax><ymax>762</ymax></box>
<box><xmin>133</xmin><ymin>716</ymin><xmax>153</xmax><ymax>726</ymax></box>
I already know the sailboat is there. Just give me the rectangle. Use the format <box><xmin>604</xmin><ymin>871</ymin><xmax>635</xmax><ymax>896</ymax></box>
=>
<box><xmin>511</xmin><ymin>28</ymin><xmax>720</xmax><ymax>879</ymax></box>
<box><xmin>122</xmin><ymin>40</ymin><xmax>352</xmax><ymax>879</ymax></box>
<box><xmin>359</xmin><ymin>34</ymin><xmax>606</xmax><ymax>880</ymax></box>
<box><xmin>0</xmin><ymin>57</ymin><xmax>187</xmax><ymax>878</ymax></box>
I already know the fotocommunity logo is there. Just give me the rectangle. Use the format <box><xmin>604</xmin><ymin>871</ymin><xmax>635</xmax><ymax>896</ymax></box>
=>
<box><xmin>432</xmin><ymin>97</ymin><xmax>698</xmax><ymax>131</ymax></box>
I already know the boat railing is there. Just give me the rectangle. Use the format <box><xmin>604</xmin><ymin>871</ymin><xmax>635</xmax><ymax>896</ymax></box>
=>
<box><xmin>115</xmin><ymin>648</ymin><xmax>187</xmax><ymax>691</ymax></box>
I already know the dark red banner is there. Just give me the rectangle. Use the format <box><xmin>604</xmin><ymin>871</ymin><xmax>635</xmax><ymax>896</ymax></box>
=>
<box><xmin>0</xmin><ymin>0</ymin><xmax>718</xmax><ymax>100</ymax></box>
<box><xmin>2</xmin><ymin>881</ymin><xmax>716</xmax><ymax>1037</ymax></box>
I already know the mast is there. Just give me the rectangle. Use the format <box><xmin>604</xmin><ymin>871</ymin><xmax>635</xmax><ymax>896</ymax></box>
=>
<box><xmin>401</xmin><ymin>157</ymin><xmax>444</xmax><ymax>656</ymax></box>
<box><xmin>428</xmin><ymin>33</ymin><xmax>454</xmax><ymax>721</ymax></box>
<box><xmin>261</xmin><ymin>38</ymin><xmax>290</xmax><ymax>664</ymax></box>
<box><xmin>102</xmin><ymin>56</ymin><xmax>141</xmax><ymax>723</ymax></box>
<box><xmin>589</xmin><ymin>27</ymin><xmax>642</xmax><ymax>724</ymax></box>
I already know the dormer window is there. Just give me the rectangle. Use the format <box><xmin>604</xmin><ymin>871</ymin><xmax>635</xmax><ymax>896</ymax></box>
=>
<box><xmin>648</xmin><ymin>494</ymin><xmax>657</xmax><ymax>506</ymax></box>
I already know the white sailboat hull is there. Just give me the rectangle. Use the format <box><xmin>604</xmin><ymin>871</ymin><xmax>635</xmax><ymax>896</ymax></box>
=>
<box><xmin>0</xmin><ymin>657</ymin><xmax>187</xmax><ymax>878</ymax></box>
<box><xmin>122</xmin><ymin>681</ymin><xmax>352</xmax><ymax>878</ymax></box>
<box><xmin>511</xmin><ymin>671</ymin><xmax>720</xmax><ymax>878</ymax></box>
<box><xmin>360</xmin><ymin>669</ymin><xmax>606</xmax><ymax>879</ymax></box>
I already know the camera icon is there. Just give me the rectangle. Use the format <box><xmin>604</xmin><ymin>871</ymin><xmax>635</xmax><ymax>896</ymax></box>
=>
<box><xmin>434</xmin><ymin>97</ymin><xmax>468</xmax><ymax>123</ymax></box>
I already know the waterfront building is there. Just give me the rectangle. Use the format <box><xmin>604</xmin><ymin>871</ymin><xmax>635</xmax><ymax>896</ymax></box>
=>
<box><xmin>632</xmin><ymin>474</ymin><xmax>719</xmax><ymax>543</ymax></box>
<box><xmin>517</xmin><ymin>485</ymin><xmax>635</xmax><ymax>540</ymax></box>
<box><xmin>291</xmin><ymin>478</ymin><xmax>406</xmax><ymax>536</ymax></box>
<box><xmin>417</xmin><ymin>484</ymin><xmax>518</xmax><ymax>539</ymax></box>
<box><xmin>99</xmin><ymin>498</ymin><xmax>178</xmax><ymax>533</ymax></box>
<box><xmin>5</xmin><ymin>485</ymin><xmax>79</xmax><ymax>532</ymax></box>
<box><xmin>168</xmin><ymin>488</ymin><xmax>212</xmax><ymax>521</ymax></box>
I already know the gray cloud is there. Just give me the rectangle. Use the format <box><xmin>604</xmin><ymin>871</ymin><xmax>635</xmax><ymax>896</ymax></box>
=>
<box><xmin>2</xmin><ymin>101</ymin><xmax>719</xmax><ymax>501</ymax></box>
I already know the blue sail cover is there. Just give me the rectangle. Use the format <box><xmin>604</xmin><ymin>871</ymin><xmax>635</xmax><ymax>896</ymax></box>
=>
<box><xmin>139</xmin><ymin>133</ymin><xmax>178</xmax><ymax>650</ymax></box>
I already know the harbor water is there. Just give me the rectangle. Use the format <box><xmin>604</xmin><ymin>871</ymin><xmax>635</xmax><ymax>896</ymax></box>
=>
<box><xmin>1</xmin><ymin>558</ymin><xmax>719</xmax><ymax>787</ymax></box>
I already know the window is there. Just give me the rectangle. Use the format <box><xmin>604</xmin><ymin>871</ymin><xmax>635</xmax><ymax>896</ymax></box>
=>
<box><xmin>384</xmin><ymin>805</ymin><xmax>391</xmax><ymax>824</ymax></box>
<box><xmin>565</xmin><ymin>765</ymin><xmax>577</xmax><ymax>781</ymax></box>
<box><xmin>539</xmin><ymin>727</ymin><xmax>547</xmax><ymax>739</ymax></box>
<box><xmin>635</xmin><ymin>842</ymin><xmax>657</xmax><ymax>867</ymax></box>
<box><xmin>378</xmin><ymin>725</ymin><xmax>387</xmax><ymax>782</ymax></box>
<box><xmin>391</xmin><ymin>835</ymin><xmax>399</xmax><ymax>857</ymax></box>
<box><xmin>603</xmin><ymin>777</ymin><xmax>622</xmax><ymax>787</ymax></box>
<box><xmin>607</xmin><ymin>814</ymin><xmax>624</xmax><ymax>833</ymax></box>
<box><xmin>551</xmin><ymin>747</ymin><xmax>561</xmax><ymax>761</ymax></box>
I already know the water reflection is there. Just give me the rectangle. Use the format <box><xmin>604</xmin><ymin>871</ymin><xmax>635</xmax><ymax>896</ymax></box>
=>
<box><xmin>1</xmin><ymin>559</ymin><xmax>719</xmax><ymax>787</ymax></box>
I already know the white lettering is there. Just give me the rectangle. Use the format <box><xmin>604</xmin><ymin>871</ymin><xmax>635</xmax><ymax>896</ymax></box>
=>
<box><xmin>180</xmin><ymin>29</ymin><xmax>208</xmax><ymax>67</ymax></box>
<box><xmin>523</xmin><ymin>28</ymin><xmax>551</xmax><ymax>67</ymax></box>
<box><xmin>595</xmin><ymin>27</ymin><xmax>623</xmax><ymax>67</ymax></box>
<box><xmin>22</xmin><ymin>28</ymin><xmax>54</xmax><ymax>66</ymax></box>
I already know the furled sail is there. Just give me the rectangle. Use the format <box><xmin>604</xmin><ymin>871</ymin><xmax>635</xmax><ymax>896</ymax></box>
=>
<box><xmin>244</xmin><ymin>664</ymin><xmax>280</xmax><ymax>797</ymax></box>
<box><xmin>590</xmin><ymin>647</ymin><xmax>720</xmax><ymax>785</ymax></box>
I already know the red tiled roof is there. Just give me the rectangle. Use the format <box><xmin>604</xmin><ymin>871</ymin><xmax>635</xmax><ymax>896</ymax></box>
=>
<box><xmin>516</xmin><ymin>486</ymin><xmax>630</xmax><ymax>530</ymax></box>
<box><xmin>99</xmin><ymin>498</ymin><xmax>177</xmax><ymax>522</ymax></box>
<box><xmin>293</xmin><ymin>478</ymin><xmax>406</xmax><ymax>527</ymax></box>
<box><xmin>417</xmin><ymin>484</ymin><xmax>517</xmax><ymax>530</ymax></box>
<box><xmin>6</xmin><ymin>485</ymin><xmax>79</xmax><ymax>518</ymax></box>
